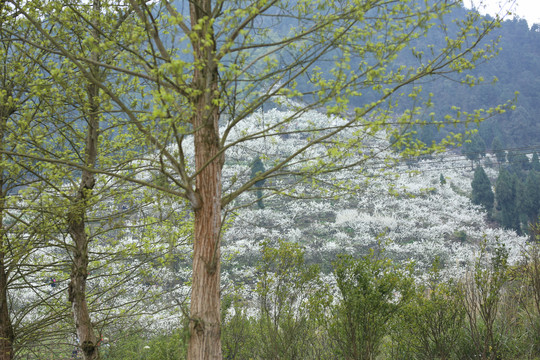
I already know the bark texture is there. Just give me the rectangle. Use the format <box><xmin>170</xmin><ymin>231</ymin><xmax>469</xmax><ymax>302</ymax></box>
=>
<box><xmin>0</xmin><ymin>248</ymin><xmax>13</xmax><ymax>360</ymax></box>
<box><xmin>187</xmin><ymin>0</ymin><xmax>223</xmax><ymax>358</ymax></box>
<box><xmin>68</xmin><ymin>209</ymin><xmax>99</xmax><ymax>360</ymax></box>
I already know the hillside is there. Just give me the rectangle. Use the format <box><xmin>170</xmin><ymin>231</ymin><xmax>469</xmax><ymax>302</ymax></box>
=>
<box><xmin>220</xmin><ymin>108</ymin><xmax>528</xmax><ymax>286</ymax></box>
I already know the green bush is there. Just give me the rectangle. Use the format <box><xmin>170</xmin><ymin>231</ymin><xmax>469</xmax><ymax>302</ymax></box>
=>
<box><xmin>460</xmin><ymin>239</ymin><xmax>509</xmax><ymax>360</ymax></box>
<box><xmin>254</xmin><ymin>239</ymin><xmax>332</xmax><ymax>359</ymax></box>
<box><xmin>393</xmin><ymin>259</ymin><xmax>466</xmax><ymax>360</ymax></box>
<box><xmin>103</xmin><ymin>327</ymin><xmax>188</xmax><ymax>360</ymax></box>
<box><xmin>330</xmin><ymin>248</ymin><xmax>415</xmax><ymax>360</ymax></box>
<box><xmin>221</xmin><ymin>292</ymin><xmax>257</xmax><ymax>360</ymax></box>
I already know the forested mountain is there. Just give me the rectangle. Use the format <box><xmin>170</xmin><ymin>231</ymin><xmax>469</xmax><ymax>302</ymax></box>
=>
<box><xmin>252</xmin><ymin>3</ymin><xmax>540</xmax><ymax>150</ymax></box>
<box><xmin>416</xmin><ymin>15</ymin><xmax>540</xmax><ymax>149</ymax></box>
<box><xmin>336</xmin><ymin>7</ymin><xmax>540</xmax><ymax>150</ymax></box>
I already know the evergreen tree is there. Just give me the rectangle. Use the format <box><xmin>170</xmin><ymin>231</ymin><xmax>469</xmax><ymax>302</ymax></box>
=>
<box><xmin>251</xmin><ymin>156</ymin><xmax>266</xmax><ymax>187</ymax></box>
<box><xmin>495</xmin><ymin>169</ymin><xmax>521</xmax><ymax>233</ymax></box>
<box><xmin>532</xmin><ymin>152</ymin><xmax>540</xmax><ymax>171</ymax></box>
<box><xmin>471</xmin><ymin>166</ymin><xmax>494</xmax><ymax>217</ymax></box>
<box><xmin>417</xmin><ymin>124</ymin><xmax>437</xmax><ymax>146</ymax></box>
<box><xmin>491</xmin><ymin>137</ymin><xmax>506</xmax><ymax>165</ymax></box>
<box><xmin>508</xmin><ymin>151</ymin><xmax>531</xmax><ymax>171</ymax></box>
<box><xmin>509</xmin><ymin>106</ymin><xmax>536</xmax><ymax>146</ymax></box>
<box><xmin>462</xmin><ymin>134</ymin><xmax>486</xmax><ymax>168</ymax></box>
<box><xmin>439</xmin><ymin>174</ymin><xmax>446</xmax><ymax>186</ymax></box>
<box><xmin>331</xmin><ymin>251</ymin><xmax>414</xmax><ymax>359</ymax></box>
<box><xmin>251</xmin><ymin>156</ymin><xmax>266</xmax><ymax>209</ymax></box>
<box><xmin>520</xmin><ymin>171</ymin><xmax>540</xmax><ymax>239</ymax></box>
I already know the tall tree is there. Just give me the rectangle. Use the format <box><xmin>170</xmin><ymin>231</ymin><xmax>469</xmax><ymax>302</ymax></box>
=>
<box><xmin>495</xmin><ymin>168</ymin><xmax>520</xmax><ymax>233</ymax></box>
<box><xmin>491</xmin><ymin>136</ymin><xmax>506</xmax><ymax>165</ymax></box>
<box><xmin>0</xmin><ymin>24</ymin><xmax>16</xmax><ymax>359</ymax></box>
<box><xmin>18</xmin><ymin>2</ymin><xmax>110</xmax><ymax>357</ymax></box>
<box><xmin>508</xmin><ymin>150</ymin><xmax>531</xmax><ymax>172</ymax></box>
<box><xmin>471</xmin><ymin>166</ymin><xmax>494</xmax><ymax>217</ymax></box>
<box><xmin>0</xmin><ymin>6</ymin><xmax>60</xmax><ymax>358</ymax></box>
<box><xmin>10</xmin><ymin>1</ymin><xmax>509</xmax><ymax>358</ymax></box>
<box><xmin>532</xmin><ymin>152</ymin><xmax>540</xmax><ymax>172</ymax></box>
<box><xmin>250</xmin><ymin>156</ymin><xmax>266</xmax><ymax>209</ymax></box>
<box><xmin>4</xmin><ymin>2</ymin><xmax>172</xmax><ymax>357</ymax></box>
<box><xmin>462</xmin><ymin>133</ymin><xmax>486</xmax><ymax>168</ymax></box>
<box><xmin>61</xmin><ymin>4</ymin><xmax>103</xmax><ymax>358</ymax></box>
<box><xmin>520</xmin><ymin>170</ymin><xmax>540</xmax><ymax>240</ymax></box>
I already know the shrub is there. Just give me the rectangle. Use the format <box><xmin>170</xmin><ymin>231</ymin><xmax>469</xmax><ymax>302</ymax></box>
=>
<box><xmin>395</xmin><ymin>259</ymin><xmax>466</xmax><ymax>360</ymax></box>
<box><xmin>330</xmin><ymin>247</ymin><xmax>415</xmax><ymax>360</ymax></box>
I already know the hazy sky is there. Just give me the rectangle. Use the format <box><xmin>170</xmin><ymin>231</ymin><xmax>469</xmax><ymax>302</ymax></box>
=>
<box><xmin>468</xmin><ymin>0</ymin><xmax>540</xmax><ymax>26</ymax></box>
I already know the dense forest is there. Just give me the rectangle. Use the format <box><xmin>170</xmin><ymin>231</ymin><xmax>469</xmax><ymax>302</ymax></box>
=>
<box><xmin>0</xmin><ymin>0</ymin><xmax>540</xmax><ymax>359</ymax></box>
<box><xmin>411</xmin><ymin>14</ymin><xmax>540</xmax><ymax>149</ymax></box>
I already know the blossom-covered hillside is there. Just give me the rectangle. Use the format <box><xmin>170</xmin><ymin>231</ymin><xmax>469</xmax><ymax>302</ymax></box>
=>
<box><xmin>221</xmin><ymin>107</ymin><xmax>527</xmax><ymax>281</ymax></box>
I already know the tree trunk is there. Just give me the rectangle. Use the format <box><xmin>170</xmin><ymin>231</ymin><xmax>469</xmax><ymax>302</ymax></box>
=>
<box><xmin>67</xmin><ymin>77</ymin><xmax>100</xmax><ymax>360</ymax></box>
<box><xmin>67</xmin><ymin>148</ymin><xmax>99</xmax><ymax>359</ymax></box>
<box><xmin>187</xmin><ymin>1</ymin><xmax>223</xmax><ymax>358</ymax></box>
<box><xmin>188</xmin><ymin>131</ymin><xmax>223</xmax><ymax>359</ymax></box>
<box><xmin>0</xmin><ymin>108</ymin><xmax>14</xmax><ymax>360</ymax></box>
<box><xmin>0</xmin><ymin>251</ymin><xmax>13</xmax><ymax>360</ymax></box>
<box><xmin>66</xmin><ymin>2</ymin><xmax>103</xmax><ymax>358</ymax></box>
<box><xmin>68</xmin><ymin>216</ymin><xmax>99</xmax><ymax>360</ymax></box>
<box><xmin>67</xmin><ymin>176</ymin><xmax>99</xmax><ymax>360</ymax></box>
